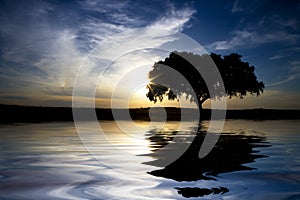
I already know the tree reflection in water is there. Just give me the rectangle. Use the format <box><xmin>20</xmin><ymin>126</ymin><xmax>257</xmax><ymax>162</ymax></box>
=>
<box><xmin>143</xmin><ymin>123</ymin><xmax>270</xmax><ymax>198</ymax></box>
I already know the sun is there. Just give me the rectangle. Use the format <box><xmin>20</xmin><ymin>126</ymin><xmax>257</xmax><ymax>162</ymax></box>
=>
<box><xmin>134</xmin><ymin>85</ymin><xmax>149</xmax><ymax>99</ymax></box>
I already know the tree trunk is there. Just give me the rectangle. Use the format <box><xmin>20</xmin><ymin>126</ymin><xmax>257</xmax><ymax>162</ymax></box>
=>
<box><xmin>196</xmin><ymin>97</ymin><xmax>209</xmax><ymax>120</ymax></box>
<box><xmin>198</xmin><ymin>102</ymin><xmax>203</xmax><ymax>111</ymax></box>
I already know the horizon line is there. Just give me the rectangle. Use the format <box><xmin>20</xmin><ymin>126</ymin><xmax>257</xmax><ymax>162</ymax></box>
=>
<box><xmin>1</xmin><ymin>104</ymin><xmax>300</xmax><ymax>111</ymax></box>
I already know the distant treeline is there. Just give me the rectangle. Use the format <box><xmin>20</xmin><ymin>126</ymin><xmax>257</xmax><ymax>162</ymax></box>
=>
<box><xmin>0</xmin><ymin>104</ymin><xmax>300</xmax><ymax>123</ymax></box>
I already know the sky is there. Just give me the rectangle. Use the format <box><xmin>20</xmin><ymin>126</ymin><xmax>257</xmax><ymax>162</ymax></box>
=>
<box><xmin>0</xmin><ymin>0</ymin><xmax>299</xmax><ymax>109</ymax></box>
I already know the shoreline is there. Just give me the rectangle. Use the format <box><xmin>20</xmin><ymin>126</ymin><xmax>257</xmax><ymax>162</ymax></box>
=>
<box><xmin>1</xmin><ymin>104</ymin><xmax>300</xmax><ymax>123</ymax></box>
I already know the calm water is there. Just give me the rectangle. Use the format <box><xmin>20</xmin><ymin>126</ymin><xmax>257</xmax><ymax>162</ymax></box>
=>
<box><xmin>0</xmin><ymin>120</ymin><xmax>300</xmax><ymax>199</ymax></box>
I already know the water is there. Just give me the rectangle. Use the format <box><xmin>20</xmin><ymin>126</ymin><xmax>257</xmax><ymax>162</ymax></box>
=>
<box><xmin>0</xmin><ymin>120</ymin><xmax>300</xmax><ymax>199</ymax></box>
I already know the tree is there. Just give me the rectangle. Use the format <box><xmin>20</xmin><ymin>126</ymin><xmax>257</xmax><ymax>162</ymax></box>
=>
<box><xmin>145</xmin><ymin>52</ymin><xmax>266</xmax><ymax>182</ymax></box>
<box><xmin>146</xmin><ymin>51</ymin><xmax>264</xmax><ymax>110</ymax></box>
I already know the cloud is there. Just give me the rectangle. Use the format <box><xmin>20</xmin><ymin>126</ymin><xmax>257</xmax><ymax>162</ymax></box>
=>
<box><xmin>80</xmin><ymin>5</ymin><xmax>196</xmax><ymax>67</ymax></box>
<box><xmin>266</xmin><ymin>74</ymin><xmax>300</xmax><ymax>87</ymax></box>
<box><xmin>208</xmin><ymin>29</ymin><xmax>299</xmax><ymax>51</ymax></box>
<box><xmin>269</xmin><ymin>54</ymin><xmax>289</xmax><ymax>60</ymax></box>
<box><xmin>207</xmin><ymin>30</ymin><xmax>253</xmax><ymax>50</ymax></box>
<box><xmin>231</xmin><ymin>0</ymin><xmax>243</xmax><ymax>13</ymax></box>
<box><xmin>271</xmin><ymin>16</ymin><xmax>299</xmax><ymax>31</ymax></box>
<box><xmin>150</xmin><ymin>5</ymin><xmax>196</xmax><ymax>32</ymax></box>
<box><xmin>79</xmin><ymin>0</ymin><xmax>129</xmax><ymax>14</ymax></box>
<box><xmin>266</xmin><ymin>62</ymin><xmax>300</xmax><ymax>87</ymax></box>
<box><xmin>207</xmin><ymin>15</ymin><xmax>300</xmax><ymax>51</ymax></box>
<box><xmin>290</xmin><ymin>60</ymin><xmax>300</xmax><ymax>66</ymax></box>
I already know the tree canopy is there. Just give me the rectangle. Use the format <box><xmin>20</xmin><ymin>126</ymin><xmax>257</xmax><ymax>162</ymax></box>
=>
<box><xmin>146</xmin><ymin>51</ymin><xmax>264</xmax><ymax>109</ymax></box>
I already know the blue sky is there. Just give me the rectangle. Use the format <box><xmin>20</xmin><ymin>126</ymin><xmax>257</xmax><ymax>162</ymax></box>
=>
<box><xmin>0</xmin><ymin>0</ymin><xmax>299</xmax><ymax>109</ymax></box>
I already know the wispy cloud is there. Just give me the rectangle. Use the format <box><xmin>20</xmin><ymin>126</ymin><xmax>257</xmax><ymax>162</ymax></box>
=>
<box><xmin>266</xmin><ymin>62</ymin><xmax>300</xmax><ymax>87</ymax></box>
<box><xmin>268</xmin><ymin>54</ymin><xmax>289</xmax><ymax>60</ymax></box>
<box><xmin>207</xmin><ymin>30</ymin><xmax>253</xmax><ymax>50</ymax></box>
<box><xmin>266</xmin><ymin>74</ymin><xmax>300</xmax><ymax>87</ymax></box>
<box><xmin>290</xmin><ymin>60</ymin><xmax>300</xmax><ymax>66</ymax></box>
<box><xmin>150</xmin><ymin>5</ymin><xmax>196</xmax><ymax>32</ymax></box>
<box><xmin>231</xmin><ymin>0</ymin><xmax>243</xmax><ymax>13</ymax></box>
<box><xmin>271</xmin><ymin>16</ymin><xmax>299</xmax><ymax>31</ymax></box>
<box><xmin>207</xmin><ymin>15</ymin><xmax>300</xmax><ymax>51</ymax></box>
<box><xmin>79</xmin><ymin>0</ymin><xmax>129</xmax><ymax>14</ymax></box>
<box><xmin>208</xmin><ymin>29</ymin><xmax>299</xmax><ymax>51</ymax></box>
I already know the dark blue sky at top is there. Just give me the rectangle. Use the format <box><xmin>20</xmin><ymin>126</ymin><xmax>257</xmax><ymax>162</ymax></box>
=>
<box><xmin>0</xmin><ymin>0</ymin><xmax>299</xmax><ymax>108</ymax></box>
<box><xmin>183</xmin><ymin>0</ymin><xmax>300</xmax><ymax>87</ymax></box>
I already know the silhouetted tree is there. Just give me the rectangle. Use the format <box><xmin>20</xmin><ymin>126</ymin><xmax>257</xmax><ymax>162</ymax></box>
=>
<box><xmin>146</xmin><ymin>51</ymin><xmax>264</xmax><ymax>110</ymax></box>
